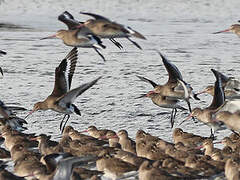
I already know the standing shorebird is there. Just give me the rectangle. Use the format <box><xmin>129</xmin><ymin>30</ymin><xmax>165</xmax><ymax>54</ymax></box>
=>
<box><xmin>180</xmin><ymin>69</ymin><xmax>225</xmax><ymax>138</ymax></box>
<box><xmin>137</xmin><ymin>51</ymin><xmax>198</xmax><ymax>127</ymax></box>
<box><xmin>79</xmin><ymin>12</ymin><xmax>146</xmax><ymax>50</ymax></box>
<box><xmin>41</xmin><ymin>13</ymin><xmax>106</xmax><ymax>61</ymax></box>
<box><xmin>58</xmin><ymin>11</ymin><xmax>123</xmax><ymax>50</ymax></box>
<box><xmin>213</xmin><ymin>24</ymin><xmax>240</xmax><ymax>36</ymax></box>
<box><xmin>25</xmin><ymin>48</ymin><xmax>101</xmax><ymax>133</ymax></box>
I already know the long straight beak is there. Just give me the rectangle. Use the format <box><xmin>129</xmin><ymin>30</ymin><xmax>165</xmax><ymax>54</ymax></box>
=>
<box><xmin>30</xmin><ymin>137</ymin><xmax>37</xmax><ymax>141</ymax></box>
<box><xmin>24</xmin><ymin>109</ymin><xmax>35</xmax><ymax>119</ymax></box>
<box><xmin>178</xmin><ymin>113</ymin><xmax>192</xmax><ymax>126</ymax></box>
<box><xmin>195</xmin><ymin>145</ymin><xmax>203</xmax><ymax>149</ymax></box>
<box><xmin>196</xmin><ymin>90</ymin><xmax>207</xmax><ymax>95</ymax></box>
<box><xmin>99</xmin><ymin>135</ymin><xmax>107</xmax><ymax>140</ymax></box>
<box><xmin>80</xmin><ymin>130</ymin><xmax>88</xmax><ymax>133</ymax></box>
<box><xmin>213</xmin><ymin>28</ymin><xmax>231</xmax><ymax>34</ymax></box>
<box><xmin>108</xmin><ymin>135</ymin><xmax>118</xmax><ymax>139</ymax></box>
<box><xmin>40</xmin><ymin>34</ymin><xmax>57</xmax><ymax>40</ymax></box>
<box><xmin>213</xmin><ymin>141</ymin><xmax>222</xmax><ymax>144</ymax></box>
<box><xmin>135</xmin><ymin>94</ymin><xmax>147</xmax><ymax>99</ymax></box>
<box><xmin>76</xmin><ymin>24</ymin><xmax>84</xmax><ymax>28</ymax></box>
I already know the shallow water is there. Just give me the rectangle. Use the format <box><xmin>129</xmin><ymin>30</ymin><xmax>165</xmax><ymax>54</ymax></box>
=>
<box><xmin>0</xmin><ymin>0</ymin><xmax>240</xmax><ymax>178</ymax></box>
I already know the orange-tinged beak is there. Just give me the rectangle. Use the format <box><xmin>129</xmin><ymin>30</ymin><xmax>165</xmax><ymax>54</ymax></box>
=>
<box><xmin>195</xmin><ymin>145</ymin><xmax>203</xmax><ymax>149</ymax></box>
<box><xmin>24</xmin><ymin>109</ymin><xmax>36</xmax><ymax>119</ymax></box>
<box><xmin>178</xmin><ymin>113</ymin><xmax>192</xmax><ymax>126</ymax></box>
<box><xmin>213</xmin><ymin>28</ymin><xmax>231</xmax><ymax>34</ymax></box>
<box><xmin>108</xmin><ymin>135</ymin><xmax>118</xmax><ymax>139</ymax></box>
<box><xmin>196</xmin><ymin>89</ymin><xmax>207</xmax><ymax>95</ymax></box>
<box><xmin>213</xmin><ymin>141</ymin><xmax>222</xmax><ymax>144</ymax></box>
<box><xmin>40</xmin><ymin>34</ymin><xmax>57</xmax><ymax>40</ymax></box>
<box><xmin>76</xmin><ymin>24</ymin><xmax>84</xmax><ymax>28</ymax></box>
<box><xmin>80</xmin><ymin>130</ymin><xmax>88</xmax><ymax>133</ymax></box>
<box><xmin>99</xmin><ymin>135</ymin><xmax>107</xmax><ymax>140</ymax></box>
<box><xmin>30</xmin><ymin>137</ymin><xmax>38</xmax><ymax>141</ymax></box>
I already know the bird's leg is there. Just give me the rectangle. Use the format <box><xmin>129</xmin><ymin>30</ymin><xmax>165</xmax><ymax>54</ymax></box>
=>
<box><xmin>61</xmin><ymin>114</ymin><xmax>70</xmax><ymax>134</ymax></box>
<box><xmin>93</xmin><ymin>47</ymin><xmax>106</xmax><ymax>62</ymax></box>
<box><xmin>186</xmin><ymin>101</ymin><xmax>196</xmax><ymax>123</ymax></box>
<box><xmin>126</xmin><ymin>37</ymin><xmax>142</xmax><ymax>50</ymax></box>
<box><xmin>60</xmin><ymin>114</ymin><xmax>67</xmax><ymax>131</ymax></box>
<box><xmin>0</xmin><ymin>67</ymin><xmax>3</xmax><ymax>76</ymax></box>
<box><xmin>210</xmin><ymin>128</ymin><xmax>215</xmax><ymax>139</ymax></box>
<box><xmin>112</xmin><ymin>38</ymin><xmax>123</xmax><ymax>49</ymax></box>
<box><xmin>109</xmin><ymin>38</ymin><xmax>123</xmax><ymax>49</ymax></box>
<box><xmin>173</xmin><ymin>108</ymin><xmax>177</xmax><ymax>119</ymax></box>
<box><xmin>231</xmin><ymin>129</ymin><xmax>240</xmax><ymax>137</ymax></box>
<box><xmin>170</xmin><ymin>108</ymin><xmax>175</xmax><ymax>128</ymax></box>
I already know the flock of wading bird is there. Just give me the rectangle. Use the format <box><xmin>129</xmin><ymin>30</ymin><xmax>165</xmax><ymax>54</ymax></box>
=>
<box><xmin>0</xmin><ymin>11</ymin><xmax>240</xmax><ymax>180</ymax></box>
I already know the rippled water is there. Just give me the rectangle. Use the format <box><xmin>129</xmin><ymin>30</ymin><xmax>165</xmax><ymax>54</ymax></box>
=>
<box><xmin>0</xmin><ymin>0</ymin><xmax>240</xmax><ymax>154</ymax></box>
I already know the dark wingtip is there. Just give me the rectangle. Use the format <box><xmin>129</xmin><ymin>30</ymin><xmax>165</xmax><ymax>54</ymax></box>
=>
<box><xmin>0</xmin><ymin>67</ymin><xmax>3</xmax><ymax>76</ymax></box>
<box><xmin>193</xmin><ymin>94</ymin><xmax>200</xmax><ymax>100</ymax></box>
<box><xmin>155</xmin><ymin>50</ymin><xmax>167</xmax><ymax>63</ymax></box>
<box><xmin>211</xmin><ymin>69</ymin><xmax>218</xmax><ymax>78</ymax></box>
<box><xmin>0</xmin><ymin>50</ymin><xmax>6</xmax><ymax>55</ymax></box>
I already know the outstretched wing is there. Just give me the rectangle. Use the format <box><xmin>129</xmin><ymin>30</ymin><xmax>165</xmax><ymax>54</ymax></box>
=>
<box><xmin>51</xmin><ymin>48</ymin><xmax>78</xmax><ymax>97</ymax></box>
<box><xmin>57</xmin><ymin>77</ymin><xmax>101</xmax><ymax>106</ymax></box>
<box><xmin>211</xmin><ymin>69</ymin><xmax>229</xmax><ymax>86</ymax></box>
<box><xmin>80</xmin><ymin>12</ymin><xmax>110</xmax><ymax>21</ymax></box>
<box><xmin>58</xmin><ymin>11</ymin><xmax>82</xmax><ymax>30</ymax></box>
<box><xmin>54</xmin><ymin>156</ymin><xmax>97</xmax><ymax>180</ymax></box>
<box><xmin>136</xmin><ymin>75</ymin><xmax>158</xmax><ymax>88</ymax></box>
<box><xmin>208</xmin><ymin>69</ymin><xmax>225</xmax><ymax>110</ymax></box>
<box><xmin>157</xmin><ymin>51</ymin><xmax>183</xmax><ymax>85</ymax></box>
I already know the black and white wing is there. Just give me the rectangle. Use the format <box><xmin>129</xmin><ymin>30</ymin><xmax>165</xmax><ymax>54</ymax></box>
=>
<box><xmin>136</xmin><ymin>75</ymin><xmax>158</xmax><ymax>88</ymax></box>
<box><xmin>51</xmin><ymin>48</ymin><xmax>78</xmax><ymax>97</ymax></box>
<box><xmin>58</xmin><ymin>11</ymin><xmax>82</xmax><ymax>30</ymax></box>
<box><xmin>57</xmin><ymin>77</ymin><xmax>101</xmax><ymax>106</ymax></box>
<box><xmin>80</xmin><ymin>12</ymin><xmax>110</xmax><ymax>21</ymax></box>
<box><xmin>208</xmin><ymin>69</ymin><xmax>225</xmax><ymax>110</ymax></box>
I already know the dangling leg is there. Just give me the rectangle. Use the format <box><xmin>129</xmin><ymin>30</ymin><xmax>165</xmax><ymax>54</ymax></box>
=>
<box><xmin>93</xmin><ymin>47</ymin><xmax>106</xmax><ymax>62</ymax></box>
<box><xmin>231</xmin><ymin>129</ymin><xmax>240</xmax><ymax>137</ymax></box>
<box><xmin>173</xmin><ymin>108</ymin><xmax>177</xmax><ymax>120</ymax></box>
<box><xmin>60</xmin><ymin>114</ymin><xmax>67</xmax><ymax>131</ymax></box>
<box><xmin>0</xmin><ymin>67</ymin><xmax>3</xmax><ymax>76</ymax></box>
<box><xmin>61</xmin><ymin>114</ymin><xmax>70</xmax><ymax>134</ymax></box>
<box><xmin>170</xmin><ymin>108</ymin><xmax>175</xmax><ymax>129</ymax></box>
<box><xmin>186</xmin><ymin>101</ymin><xmax>196</xmax><ymax>123</ymax></box>
<box><xmin>112</xmin><ymin>38</ymin><xmax>123</xmax><ymax>49</ymax></box>
<box><xmin>126</xmin><ymin>37</ymin><xmax>142</xmax><ymax>50</ymax></box>
<box><xmin>109</xmin><ymin>38</ymin><xmax>123</xmax><ymax>49</ymax></box>
<box><xmin>210</xmin><ymin>128</ymin><xmax>215</xmax><ymax>139</ymax></box>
